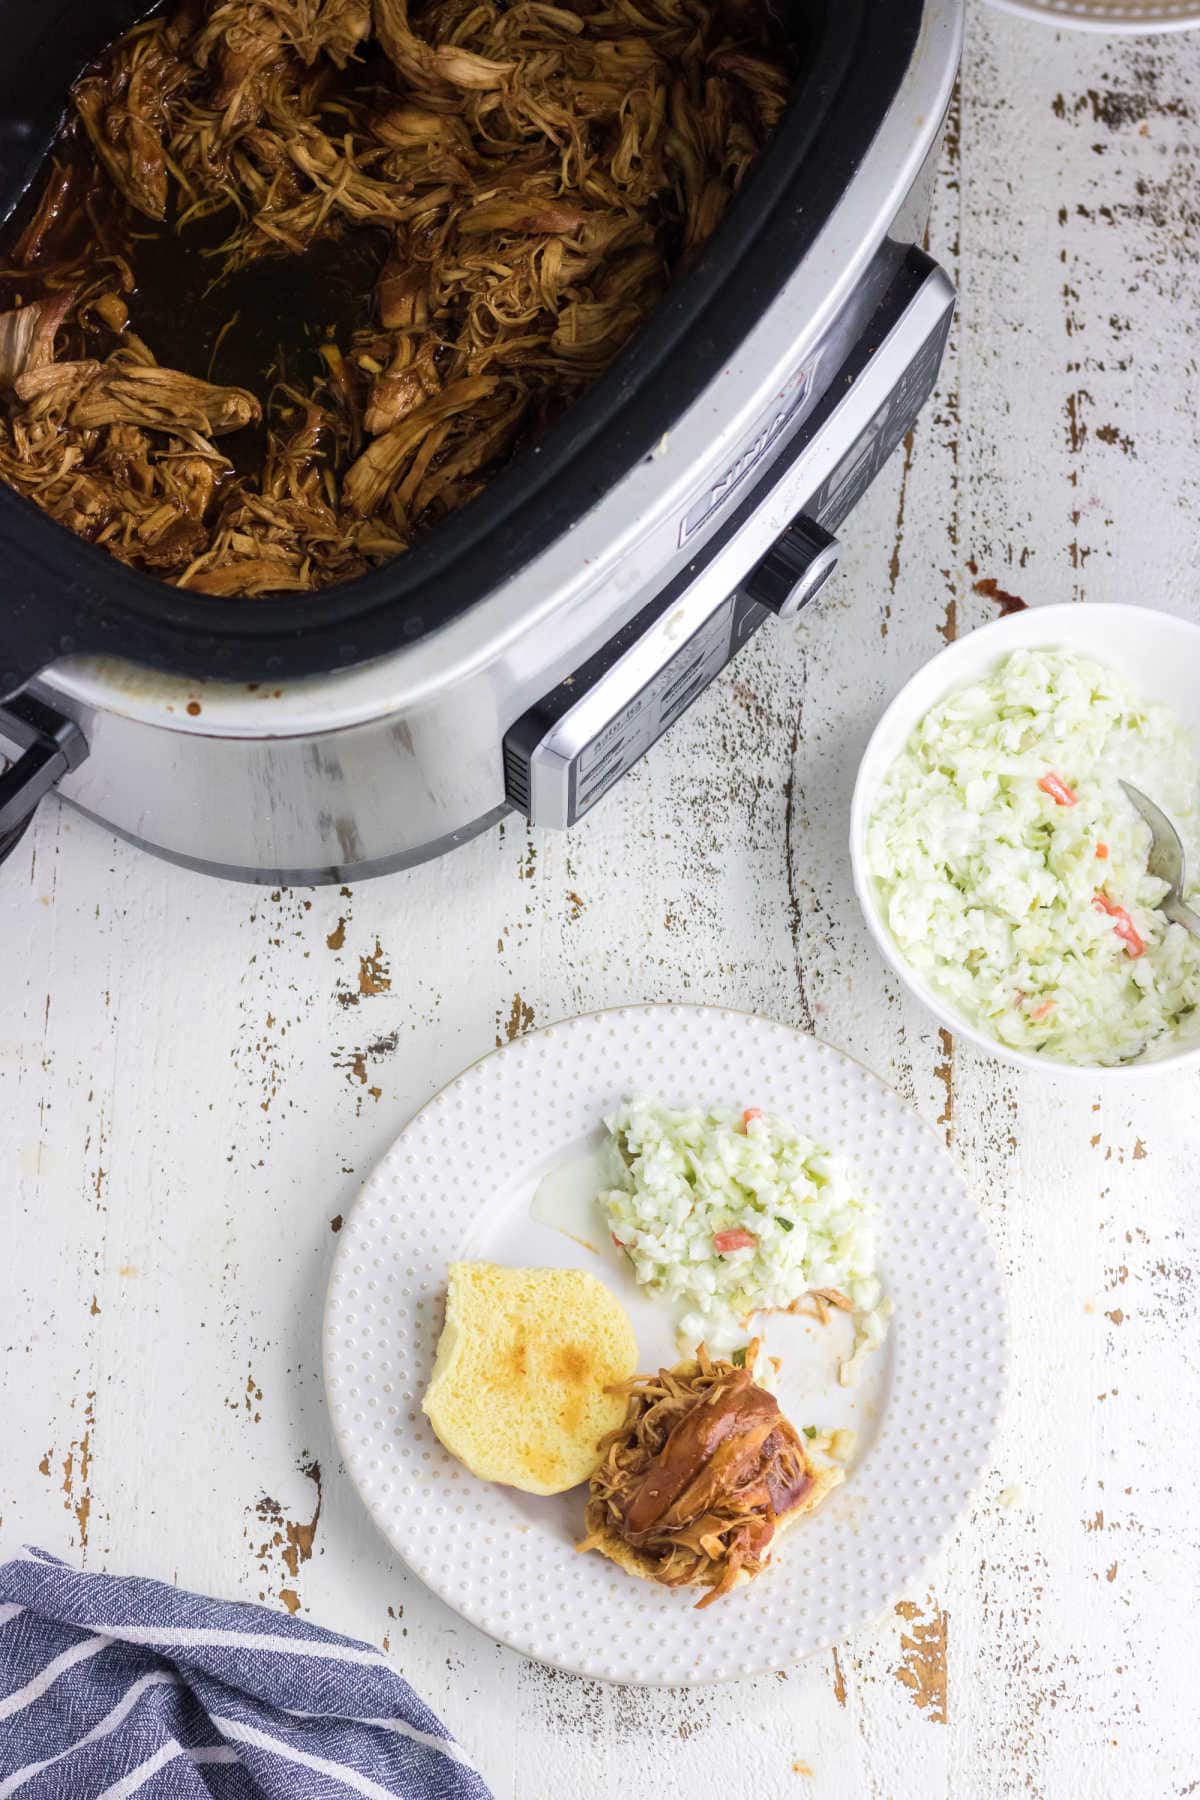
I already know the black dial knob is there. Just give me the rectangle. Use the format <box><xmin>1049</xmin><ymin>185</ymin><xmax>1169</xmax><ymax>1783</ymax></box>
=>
<box><xmin>745</xmin><ymin>515</ymin><xmax>841</xmax><ymax>618</ymax></box>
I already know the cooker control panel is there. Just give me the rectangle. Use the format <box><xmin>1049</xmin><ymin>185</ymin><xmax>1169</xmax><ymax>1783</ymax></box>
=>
<box><xmin>503</xmin><ymin>581</ymin><xmax>767</xmax><ymax>827</ymax></box>
<box><xmin>504</xmin><ymin>249</ymin><xmax>955</xmax><ymax>830</ymax></box>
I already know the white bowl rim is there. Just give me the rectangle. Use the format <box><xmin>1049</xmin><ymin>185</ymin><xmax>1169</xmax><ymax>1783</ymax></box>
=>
<box><xmin>849</xmin><ymin>603</ymin><xmax>1200</xmax><ymax>1079</ymax></box>
<box><xmin>983</xmin><ymin>0</ymin><xmax>1200</xmax><ymax>34</ymax></box>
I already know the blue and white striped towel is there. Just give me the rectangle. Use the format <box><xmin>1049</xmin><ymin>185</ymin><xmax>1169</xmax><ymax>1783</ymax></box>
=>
<box><xmin>0</xmin><ymin>1548</ymin><xmax>494</xmax><ymax>1799</ymax></box>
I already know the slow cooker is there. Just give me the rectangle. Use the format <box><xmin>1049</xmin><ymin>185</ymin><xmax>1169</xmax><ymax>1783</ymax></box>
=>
<box><xmin>0</xmin><ymin>0</ymin><xmax>963</xmax><ymax>883</ymax></box>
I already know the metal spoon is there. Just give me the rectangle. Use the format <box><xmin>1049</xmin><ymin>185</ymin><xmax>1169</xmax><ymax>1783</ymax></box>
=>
<box><xmin>1120</xmin><ymin>780</ymin><xmax>1200</xmax><ymax>939</ymax></box>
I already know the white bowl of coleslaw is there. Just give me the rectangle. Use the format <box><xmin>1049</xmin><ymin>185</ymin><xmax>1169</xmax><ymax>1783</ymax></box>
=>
<box><xmin>850</xmin><ymin>604</ymin><xmax>1200</xmax><ymax>1076</ymax></box>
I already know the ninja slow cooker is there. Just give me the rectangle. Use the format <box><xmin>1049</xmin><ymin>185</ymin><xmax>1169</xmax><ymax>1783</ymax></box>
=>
<box><xmin>0</xmin><ymin>0</ymin><xmax>963</xmax><ymax>883</ymax></box>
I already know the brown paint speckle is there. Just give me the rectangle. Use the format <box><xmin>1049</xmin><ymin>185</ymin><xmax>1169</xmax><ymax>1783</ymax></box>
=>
<box><xmin>330</xmin><ymin>1214</ymin><xmax>343</xmax><ymax>1233</ymax></box>
<box><xmin>939</xmin><ymin>595</ymin><xmax>957</xmax><ymax>646</ymax></box>
<box><xmin>831</xmin><ymin>1646</ymin><xmax>847</xmax><ymax>1707</ymax></box>
<box><xmin>58</xmin><ymin>1392</ymin><xmax>95</xmax><ymax>1549</ymax></box>
<box><xmin>281</xmin><ymin>1462</ymin><xmax>323</xmax><ymax>1579</ymax></box>
<box><xmin>894</xmin><ymin>1598</ymin><xmax>948</xmax><ymax>1723</ymax></box>
<box><xmin>244</xmin><ymin>1372</ymin><xmax>263</xmax><ymax>1422</ymax></box>
<box><xmin>886</xmin><ymin>427</ymin><xmax>918</xmax><ymax>615</ymax></box>
<box><xmin>1095</xmin><ymin>423</ymin><xmax>1135</xmax><ymax>455</ymax></box>
<box><xmin>334</xmin><ymin>1031</ymin><xmax>398</xmax><ymax>1093</ymax></box>
<box><xmin>358</xmin><ymin>941</ymin><xmax>391</xmax><ymax>995</ymax></box>
<box><xmin>934</xmin><ymin>1029</ymin><xmax>954</xmax><ymax>1144</ymax></box>
<box><xmin>251</xmin><ymin>1461</ymin><xmax>323</xmax><ymax>1617</ymax></box>
<box><xmin>497</xmin><ymin>993</ymin><xmax>535</xmax><ymax>1047</ymax></box>
<box><xmin>973</xmin><ymin>576</ymin><xmax>1027</xmax><ymax>617</ymax></box>
<box><xmin>326</xmin><ymin>917</ymin><xmax>346</xmax><ymax>951</ymax></box>
<box><xmin>186</xmin><ymin>701</ymin><xmax>202</xmax><ymax>717</ymax></box>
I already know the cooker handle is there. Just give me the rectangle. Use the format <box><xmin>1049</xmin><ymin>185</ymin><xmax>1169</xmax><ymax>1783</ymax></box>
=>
<box><xmin>0</xmin><ymin>691</ymin><xmax>89</xmax><ymax>867</ymax></box>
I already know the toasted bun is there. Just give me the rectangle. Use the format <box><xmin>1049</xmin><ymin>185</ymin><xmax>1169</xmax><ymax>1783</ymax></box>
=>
<box><xmin>422</xmin><ymin>1263</ymin><xmax>639</xmax><ymax>1496</ymax></box>
<box><xmin>580</xmin><ymin>1357</ymin><xmax>845</xmax><ymax>1594</ymax></box>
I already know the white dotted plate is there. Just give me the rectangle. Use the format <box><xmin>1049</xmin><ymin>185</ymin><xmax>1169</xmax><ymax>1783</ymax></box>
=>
<box><xmin>324</xmin><ymin>1006</ymin><xmax>1006</xmax><ymax>1684</ymax></box>
<box><xmin>985</xmin><ymin>0</ymin><xmax>1200</xmax><ymax>31</ymax></box>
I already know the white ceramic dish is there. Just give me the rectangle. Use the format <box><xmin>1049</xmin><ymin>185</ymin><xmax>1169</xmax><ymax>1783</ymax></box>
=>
<box><xmin>850</xmin><ymin>604</ymin><xmax>1200</xmax><ymax>1078</ymax></box>
<box><xmin>324</xmin><ymin>1004</ymin><xmax>1006</xmax><ymax>1684</ymax></box>
<box><xmin>985</xmin><ymin>0</ymin><xmax>1200</xmax><ymax>32</ymax></box>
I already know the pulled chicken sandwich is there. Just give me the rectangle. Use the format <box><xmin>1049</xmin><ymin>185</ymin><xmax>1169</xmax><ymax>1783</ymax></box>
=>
<box><xmin>0</xmin><ymin>0</ymin><xmax>794</xmax><ymax>597</ymax></box>
<box><xmin>578</xmin><ymin>1341</ymin><xmax>842</xmax><ymax>1607</ymax></box>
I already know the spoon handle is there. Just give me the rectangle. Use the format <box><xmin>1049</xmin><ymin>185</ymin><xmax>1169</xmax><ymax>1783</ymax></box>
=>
<box><xmin>1163</xmin><ymin>893</ymin><xmax>1200</xmax><ymax>940</ymax></box>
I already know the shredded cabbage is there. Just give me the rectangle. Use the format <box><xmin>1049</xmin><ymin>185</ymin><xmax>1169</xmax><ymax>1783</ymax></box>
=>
<box><xmin>599</xmin><ymin>1098</ymin><xmax>889</xmax><ymax>1381</ymax></box>
<box><xmin>867</xmin><ymin>647</ymin><xmax>1200</xmax><ymax>1065</ymax></box>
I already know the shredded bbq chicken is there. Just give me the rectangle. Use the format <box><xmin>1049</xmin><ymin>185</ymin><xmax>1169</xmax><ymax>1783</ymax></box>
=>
<box><xmin>0</xmin><ymin>0</ymin><xmax>791</xmax><ymax>596</ymax></box>
<box><xmin>579</xmin><ymin>1344</ymin><xmax>813</xmax><ymax>1608</ymax></box>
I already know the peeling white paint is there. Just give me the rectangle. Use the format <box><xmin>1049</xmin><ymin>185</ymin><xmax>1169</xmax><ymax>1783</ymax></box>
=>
<box><xmin>1</xmin><ymin>10</ymin><xmax>1198</xmax><ymax>1797</ymax></box>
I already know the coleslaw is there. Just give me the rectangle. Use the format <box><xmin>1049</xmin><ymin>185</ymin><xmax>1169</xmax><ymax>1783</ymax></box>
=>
<box><xmin>866</xmin><ymin>647</ymin><xmax>1200</xmax><ymax>1064</ymax></box>
<box><xmin>599</xmin><ymin>1097</ymin><xmax>889</xmax><ymax>1382</ymax></box>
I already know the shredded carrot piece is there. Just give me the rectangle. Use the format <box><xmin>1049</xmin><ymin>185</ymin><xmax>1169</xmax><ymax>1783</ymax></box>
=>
<box><xmin>1038</xmin><ymin>771</ymin><xmax>1078</xmax><ymax>807</ymax></box>
<box><xmin>1094</xmin><ymin>892</ymin><xmax>1146</xmax><ymax>958</ymax></box>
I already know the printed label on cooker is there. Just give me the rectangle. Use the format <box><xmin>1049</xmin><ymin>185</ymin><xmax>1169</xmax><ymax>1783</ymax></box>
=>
<box><xmin>677</xmin><ymin>351</ymin><xmax>823</xmax><ymax>549</ymax></box>
<box><xmin>571</xmin><ymin>597</ymin><xmax>735</xmax><ymax>818</ymax></box>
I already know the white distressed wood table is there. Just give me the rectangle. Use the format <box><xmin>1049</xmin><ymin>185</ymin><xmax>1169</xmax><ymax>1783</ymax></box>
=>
<box><xmin>3</xmin><ymin>6</ymin><xmax>1199</xmax><ymax>1794</ymax></box>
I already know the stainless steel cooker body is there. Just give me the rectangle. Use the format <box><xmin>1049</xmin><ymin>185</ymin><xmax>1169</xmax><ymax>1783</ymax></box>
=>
<box><xmin>2</xmin><ymin>0</ymin><xmax>963</xmax><ymax>883</ymax></box>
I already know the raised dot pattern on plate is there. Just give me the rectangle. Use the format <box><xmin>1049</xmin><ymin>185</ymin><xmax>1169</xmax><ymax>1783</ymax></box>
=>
<box><xmin>324</xmin><ymin>1003</ymin><xmax>1007</xmax><ymax>1685</ymax></box>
